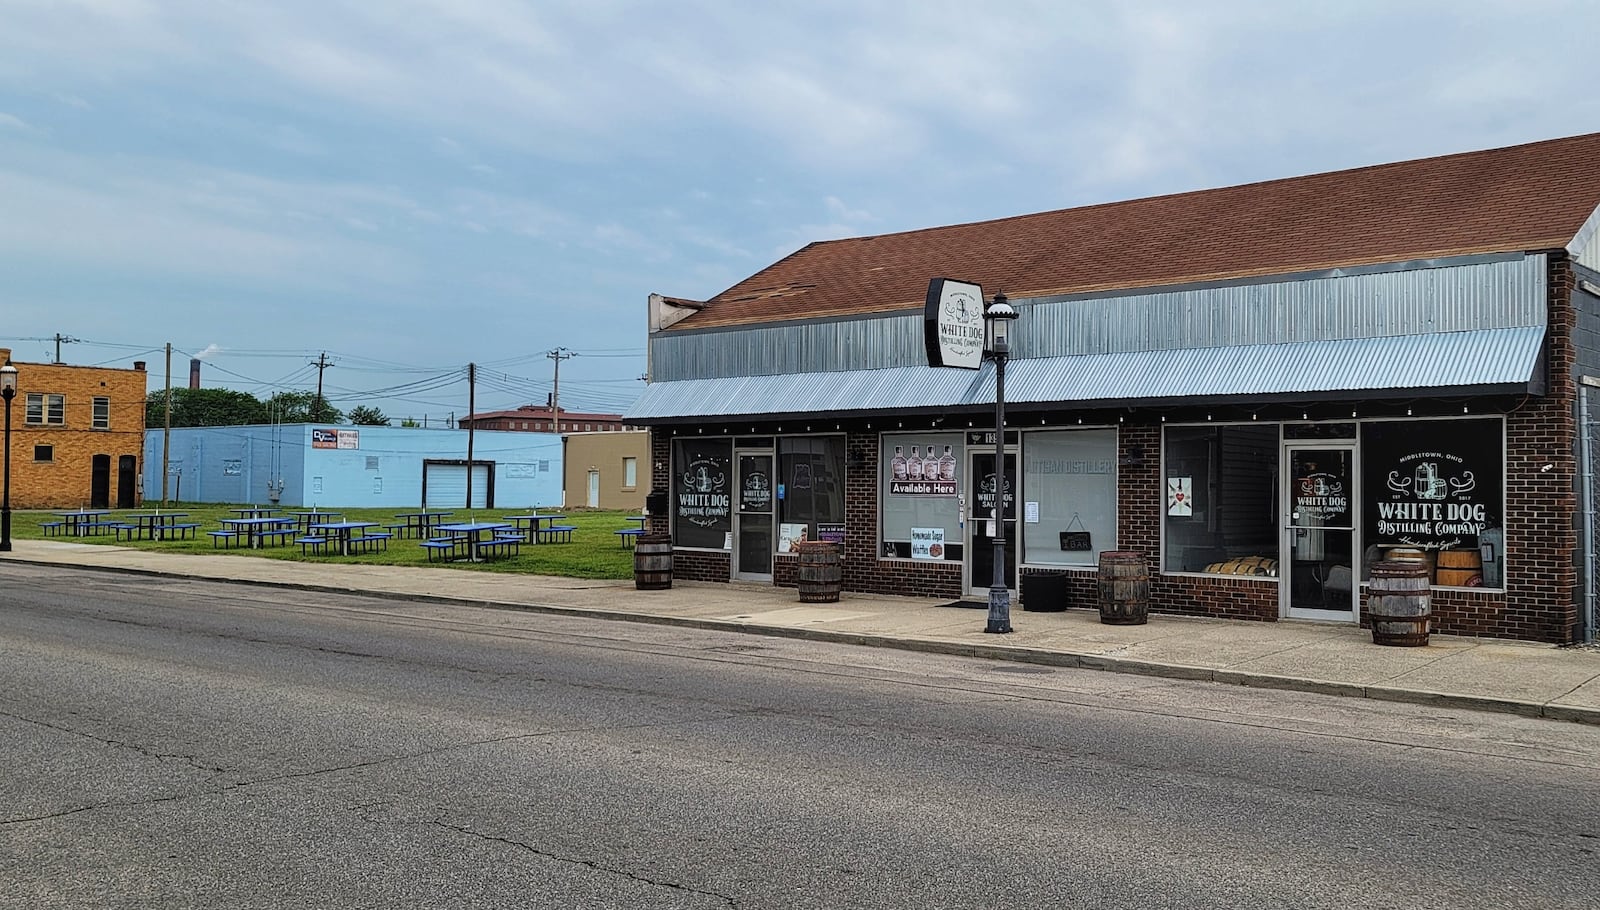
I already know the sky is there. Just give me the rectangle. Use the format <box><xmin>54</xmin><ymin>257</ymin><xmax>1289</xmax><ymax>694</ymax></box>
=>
<box><xmin>3</xmin><ymin>0</ymin><xmax>1599</xmax><ymax>424</ymax></box>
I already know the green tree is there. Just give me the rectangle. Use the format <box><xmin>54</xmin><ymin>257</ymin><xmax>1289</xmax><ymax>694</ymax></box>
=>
<box><xmin>265</xmin><ymin>390</ymin><xmax>344</xmax><ymax>424</ymax></box>
<box><xmin>399</xmin><ymin>417</ymin><xmax>421</xmax><ymax>428</ymax></box>
<box><xmin>346</xmin><ymin>405</ymin><xmax>391</xmax><ymax>426</ymax></box>
<box><xmin>145</xmin><ymin>388</ymin><xmax>269</xmax><ymax>428</ymax></box>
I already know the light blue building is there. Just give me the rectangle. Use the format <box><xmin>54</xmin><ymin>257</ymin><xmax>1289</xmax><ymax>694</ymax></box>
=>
<box><xmin>142</xmin><ymin>424</ymin><xmax>563</xmax><ymax>509</ymax></box>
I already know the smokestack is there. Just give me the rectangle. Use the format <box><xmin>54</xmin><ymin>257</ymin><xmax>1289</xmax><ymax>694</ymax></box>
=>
<box><xmin>133</xmin><ymin>361</ymin><xmax>146</xmax><ymax>371</ymax></box>
<box><xmin>189</xmin><ymin>358</ymin><xmax>201</xmax><ymax>389</ymax></box>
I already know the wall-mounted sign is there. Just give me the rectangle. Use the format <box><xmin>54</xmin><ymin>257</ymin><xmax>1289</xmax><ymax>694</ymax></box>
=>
<box><xmin>924</xmin><ymin>278</ymin><xmax>985</xmax><ymax>370</ymax></box>
<box><xmin>966</xmin><ymin>431</ymin><xmax>1019</xmax><ymax>447</ymax></box>
<box><xmin>312</xmin><ymin>428</ymin><xmax>360</xmax><ymax>450</ymax></box>
<box><xmin>223</xmin><ymin>459</ymin><xmax>243</xmax><ymax>476</ymax></box>
<box><xmin>816</xmin><ymin>522</ymin><xmax>845</xmax><ymax>544</ymax></box>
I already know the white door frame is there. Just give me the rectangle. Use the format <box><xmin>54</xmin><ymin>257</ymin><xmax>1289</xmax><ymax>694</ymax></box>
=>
<box><xmin>1282</xmin><ymin>442</ymin><xmax>1360</xmax><ymax>622</ymax></box>
<box><xmin>733</xmin><ymin>449</ymin><xmax>774</xmax><ymax>582</ymax></box>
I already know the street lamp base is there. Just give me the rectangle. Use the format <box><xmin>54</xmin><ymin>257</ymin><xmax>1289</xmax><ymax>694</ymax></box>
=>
<box><xmin>984</xmin><ymin>586</ymin><xmax>1012</xmax><ymax>633</ymax></box>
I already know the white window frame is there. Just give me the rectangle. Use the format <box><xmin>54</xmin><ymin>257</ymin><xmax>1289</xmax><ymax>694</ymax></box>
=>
<box><xmin>26</xmin><ymin>392</ymin><xmax>66</xmax><ymax>426</ymax></box>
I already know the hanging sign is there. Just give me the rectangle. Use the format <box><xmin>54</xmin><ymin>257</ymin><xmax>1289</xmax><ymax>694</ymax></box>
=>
<box><xmin>924</xmin><ymin>278</ymin><xmax>985</xmax><ymax>369</ymax></box>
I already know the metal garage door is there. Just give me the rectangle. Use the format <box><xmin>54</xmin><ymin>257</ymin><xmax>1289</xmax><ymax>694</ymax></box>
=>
<box><xmin>423</xmin><ymin>462</ymin><xmax>490</xmax><ymax>509</ymax></box>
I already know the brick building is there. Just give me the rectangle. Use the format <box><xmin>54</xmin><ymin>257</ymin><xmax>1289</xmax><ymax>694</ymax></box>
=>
<box><xmin>626</xmin><ymin>133</ymin><xmax>1600</xmax><ymax>644</ymax></box>
<box><xmin>0</xmin><ymin>347</ymin><xmax>148</xmax><ymax>509</ymax></box>
<box><xmin>460</xmin><ymin>403</ymin><xmax>632</xmax><ymax>433</ymax></box>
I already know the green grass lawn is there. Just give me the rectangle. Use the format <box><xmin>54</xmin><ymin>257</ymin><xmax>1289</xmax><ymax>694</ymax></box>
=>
<box><xmin>10</xmin><ymin>504</ymin><xmax>643</xmax><ymax>579</ymax></box>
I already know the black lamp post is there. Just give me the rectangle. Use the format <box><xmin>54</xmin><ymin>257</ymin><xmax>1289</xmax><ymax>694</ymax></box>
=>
<box><xmin>1</xmin><ymin>362</ymin><xmax>17</xmax><ymax>553</ymax></box>
<box><xmin>983</xmin><ymin>293</ymin><xmax>1017</xmax><ymax>634</ymax></box>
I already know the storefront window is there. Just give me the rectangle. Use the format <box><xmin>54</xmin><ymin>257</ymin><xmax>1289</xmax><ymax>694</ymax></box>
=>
<box><xmin>1361</xmin><ymin>417</ymin><xmax>1504</xmax><ymax>589</ymax></box>
<box><xmin>673</xmin><ymin>437</ymin><xmax>732</xmax><ymax>550</ymax></box>
<box><xmin>1021</xmin><ymin>429</ymin><xmax>1117</xmax><ymax>567</ymax></box>
<box><xmin>777</xmin><ymin>436</ymin><xmax>846</xmax><ymax>549</ymax></box>
<box><xmin>880</xmin><ymin>432</ymin><xmax>963</xmax><ymax>559</ymax></box>
<box><xmin>1163</xmin><ymin>425</ymin><xmax>1278</xmax><ymax>574</ymax></box>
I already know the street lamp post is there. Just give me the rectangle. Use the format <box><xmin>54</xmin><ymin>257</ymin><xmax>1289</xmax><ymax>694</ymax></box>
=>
<box><xmin>1</xmin><ymin>362</ymin><xmax>17</xmax><ymax>553</ymax></box>
<box><xmin>983</xmin><ymin>293</ymin><xmax>1018</xmax><ymax>634</ymax></box>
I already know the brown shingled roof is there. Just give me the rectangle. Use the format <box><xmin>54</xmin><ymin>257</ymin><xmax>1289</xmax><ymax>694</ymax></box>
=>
<box><xmin>673</xmin><ymin>132</ymin><xmax>1600</xmax><ymax>330</ymax></box>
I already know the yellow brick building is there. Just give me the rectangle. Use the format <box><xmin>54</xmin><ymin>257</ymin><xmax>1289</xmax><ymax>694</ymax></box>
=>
<box><xmin>0</xmin><ymin>347</ymin><xmax>149</xmax><ymax>509</ymax></box>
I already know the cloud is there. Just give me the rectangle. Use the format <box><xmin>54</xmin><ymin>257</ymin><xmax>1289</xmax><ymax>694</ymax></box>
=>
<box><xmin>0</xmin><ymin>112</ymin><xmax>32</xmax><ymax>131</ymax></box>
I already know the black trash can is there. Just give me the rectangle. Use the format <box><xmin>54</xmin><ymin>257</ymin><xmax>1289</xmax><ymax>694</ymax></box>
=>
<box><xmin>1021</xmin><ymin>571</ymin><xmax>1070</xmax><ymax>612</ymax></box>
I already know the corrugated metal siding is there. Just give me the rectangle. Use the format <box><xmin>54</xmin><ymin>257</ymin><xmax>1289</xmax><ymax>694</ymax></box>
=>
<box><xmin>1002</xmin><ymin>326</ymin><xmax>1545</xmax><ymax>404</ymax></box>
<box><xmin>626</xmin><ymin>326</ymin><xmax>1546</xmax><ymax>420</ymax></box>
<box><xmin>651</xmin><ymin>255</ymin><xmax>1546</xmax><ymax>381</ymax></box>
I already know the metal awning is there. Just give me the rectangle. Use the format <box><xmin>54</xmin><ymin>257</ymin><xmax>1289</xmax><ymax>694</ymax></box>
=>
<box><xmin>625</xmin><ymin>326</ymin><xmax>1546</xmax><ymax>422</ymax></box>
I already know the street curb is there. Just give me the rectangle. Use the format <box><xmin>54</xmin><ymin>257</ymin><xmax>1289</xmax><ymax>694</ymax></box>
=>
<box><xmin>11</xmin><ymin>554</ymin><xmax>1600</xmax><ymax>727</ymax></box>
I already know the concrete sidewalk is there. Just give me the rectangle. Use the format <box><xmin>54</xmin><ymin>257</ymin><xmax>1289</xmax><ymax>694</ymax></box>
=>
<box><xmin>7</xmin><ymin>539</ymin><xmax>1600</xmax><ymax>725</ymax></box>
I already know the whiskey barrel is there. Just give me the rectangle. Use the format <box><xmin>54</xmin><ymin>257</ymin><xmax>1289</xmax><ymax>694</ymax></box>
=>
<box><xmin>1434</xmin><ymin>548</ymin><xmax>1483</xmax><ymax>587</ymax></box>
<box><xmin>1367</xmin><ymin>560</ymin><xmax>1431</xmax><ymax>646</ymax></box>
<box><xmin>1097</xmin><ymin>551</ymin><xmax>1149</xmax><ymax>625</ymax></box>
<box><xmin>633</xmin><ymin>535</ymin><xmax>673</xmax><ymax>590</ymax></box>
<box><xmin>795</xmin><ymin>540</ymin><xmax>842</xmax><ymax>603</ymax></box>
<box><xmin>1385</xmin><ymin>546</ymin><xmax>1436</xmax><ymax>584</ymax></box>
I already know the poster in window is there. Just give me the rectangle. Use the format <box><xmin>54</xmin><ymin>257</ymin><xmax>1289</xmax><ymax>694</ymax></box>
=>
<box><xmin>1166</xmin><ymin>476</ymin><xmax>1192</xmax><ymax>517</ymax></box>
<box><xmin>778</xmin><ymin>523</ymin><xmax>808</xmax><ymax>553</ymax></box>
<box><xmin>675</xmin><ymin>440</ymin><xmax>732</xmax><ymax>549</ymax></box>
<box><xmin>1293</xmin><ymin>455</ymin><xmax>1349</xmax><ymax>525</ymax></box>
<box><xmin>910</xmin><ymin>527</ymin><xmax>946</xmax><ymax>559</ymax></box>
<box><xmin>740</xmin><ymin>468</ymin><xmax>772</xmax><ymax>512</ymax></box>
<box><xmin>1362</xmin><ymin>419</ymin><xmax>1502</xmax><ymax>580</ymax></box>
<box><xmin>888</xmin><ymin>443</ymin><xmax>959</xmax><ymax>495</ymax></box>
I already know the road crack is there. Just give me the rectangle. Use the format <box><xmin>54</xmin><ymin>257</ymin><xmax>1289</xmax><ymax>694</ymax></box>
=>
<box><xmin>430</xmin><ymin>819</ymin><xmax>738</xmax><ymax>909</ymax></box>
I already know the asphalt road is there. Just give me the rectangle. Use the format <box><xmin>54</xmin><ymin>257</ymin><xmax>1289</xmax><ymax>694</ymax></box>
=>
<box><xmin>2</xmin><ymin>563</ymin><xmax>1598</xmax><ymax>909</ymax></box>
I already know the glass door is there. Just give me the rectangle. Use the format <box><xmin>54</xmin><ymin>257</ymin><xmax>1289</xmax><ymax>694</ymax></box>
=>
<box><xmin>966</xmin><ymin>449</ymin><xmax>1017</xmax><ymax>597</ymax></box>
<box><xmin>734</xmin><ymin>451</ymin><xmax>774</xmax><ymax>581</ymax></box>
<box><xmin>1283</xmin><ymin>446</ymin><xmax>1357</xmax><ymax>621</ymax></box>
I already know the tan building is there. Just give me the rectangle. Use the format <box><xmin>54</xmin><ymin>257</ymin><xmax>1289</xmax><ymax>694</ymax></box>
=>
<box><xmin>562</xmin><ymin>430</ymin><xmax>649</xmax><ymax>511</ymax></box>
<box><xmin>0</xmin><ymin>347</ymin><xmax>148</xmax><ymax>509</ymax></box>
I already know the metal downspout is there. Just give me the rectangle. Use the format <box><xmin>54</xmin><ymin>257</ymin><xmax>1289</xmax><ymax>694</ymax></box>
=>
<box><xmin>1582</xmin><ymin>381</ymin><xmax>1597</xmax><ymax>644</ymax></box>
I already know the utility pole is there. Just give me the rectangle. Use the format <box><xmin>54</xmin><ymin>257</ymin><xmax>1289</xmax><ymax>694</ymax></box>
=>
<box><xmin>547</xmin><ymin>347</ymin><xmax>577</xmax><ymax>430</ymax></box>
<box><xmin>310</xmin><ymin>352</ymin><xmax>332</xmax><ymax>419</ymax></box>
<box><xmin>161</xmin><ymin>343</ymin><xmax>172</xmax><ymax>506</ymax></box>
<box><xmin>53</xmin><ymin>334</ymin><xmax>79</xmax><ymax>364</ymax></box>
<box><xmin>466</xmin><ymin>363</ymin><xmax>476</xmax><ymax>511</ymax></box>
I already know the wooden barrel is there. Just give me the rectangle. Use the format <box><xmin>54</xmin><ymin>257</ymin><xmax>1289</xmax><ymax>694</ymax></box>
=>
<box><xmin>1385</xmin><ymin>546</ymin><xmax>1435</xmax><ymax>582</ymax></box>
<box><xmin>1367</xmin><ymin>560</ymin><xmax>1431</xmax><ymax>646</ymax></box>
<box><xmin>1097</xmin><ymin>551</ymin><xmax>1149</xmax><ymax>625</ymax></box>
<box><xmin>1434</xmin><ymin>548</ymin><xmax>1483</xmax><ymax>587</ymax></box>
<box><xmin>794</xmin><ymin>540</ymin><xmax>842</xmax><ymax>603</ymax></box>
<box><xmin>633</xmin><ymin>535</ymin><xmax>673</xmax><ymax>590</ymax></box>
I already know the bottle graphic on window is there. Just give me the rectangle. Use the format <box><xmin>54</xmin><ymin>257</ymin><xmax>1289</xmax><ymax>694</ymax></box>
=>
<box><xmin>939</xmin><ymin>445</ymin><xmax>956</xmax><ymax>482</ymax></box>
<box><xmin>908</xmin><ymin>446</ymin><xmax>924</xmax><ymax>480</ymax></box>
<box><xmin>891</xmin><ymin>446</ymin><xmax>908</xmax><ymax>481</ymax></box>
